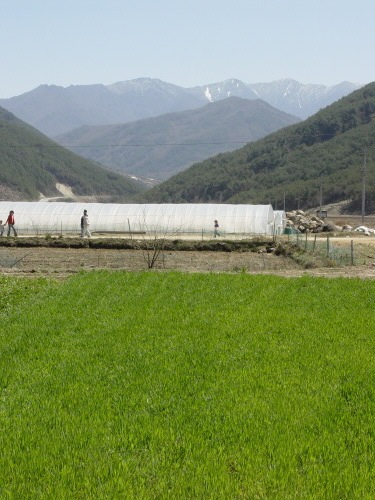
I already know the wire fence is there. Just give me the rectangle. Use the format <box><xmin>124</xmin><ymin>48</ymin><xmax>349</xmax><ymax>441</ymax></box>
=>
<box><xmin>284</xmin><ymin>231</ymin><xmax>357</xmax><ymax>265</ymax></box>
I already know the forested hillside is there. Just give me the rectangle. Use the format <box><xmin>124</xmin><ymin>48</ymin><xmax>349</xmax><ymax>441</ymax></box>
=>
<box><xmin>139</xmin><ymin>83</ymin><xmax>375</xmax><ymax>212</ymax></box>
<box><xmin>0</xmin><ymin>107</ymin><xmax>144</xmax><ymax>201</ymax></box>
<box><xmin>56</xmin><ymin>97</ymin><xmax>300</xmax><ymax>181</ymax></box>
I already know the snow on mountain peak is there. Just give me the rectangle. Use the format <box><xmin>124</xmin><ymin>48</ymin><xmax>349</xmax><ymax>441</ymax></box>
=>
<box><xmin>205</xmin><ymin>87</ymin><xmax>213</xmax><ymax>102</ymax></box>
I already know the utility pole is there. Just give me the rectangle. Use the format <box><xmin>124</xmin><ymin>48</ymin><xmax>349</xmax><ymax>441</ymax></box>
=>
<box><xmin>319</xmin><ymin>173</ymin><xmax>323</xmax><ymax>215</ymax></box>
<box><xmin>361</xmin><ymin>147</ymin><xmax>367</xmax><ymax>224</ymax></box>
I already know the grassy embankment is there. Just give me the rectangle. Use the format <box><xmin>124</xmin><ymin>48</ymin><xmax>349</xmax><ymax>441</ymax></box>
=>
<box><xmin>0</xmin><ymin>272</ymin><xmax>375</xmax><ymax>498</ymax></box>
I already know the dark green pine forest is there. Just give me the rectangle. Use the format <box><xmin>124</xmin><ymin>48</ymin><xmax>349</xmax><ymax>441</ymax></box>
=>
<box><xmin>139</xmin><ymin>83</ymin><xmax>375</xmax><ymax>213</ymax></box>
<box><xmin>0</xmin><ymin>107</ymin><xmax>144</xmax><ymax>201</ymax></box>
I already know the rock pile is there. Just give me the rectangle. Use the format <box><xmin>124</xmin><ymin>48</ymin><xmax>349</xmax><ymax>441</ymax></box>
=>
<box><xmin>286</xmin><ymin>210</ymin><xmax>375</xmax><ymax>236</ymax></box>
<box><xmin>285</xmin><ymin>210</ymin><xmax>374</xmax><ymax>234</ymax></box>
<box><xmin>286</xmin><ymin>210</ymin><xmax>327</xmax><ymax>233</ymax></box>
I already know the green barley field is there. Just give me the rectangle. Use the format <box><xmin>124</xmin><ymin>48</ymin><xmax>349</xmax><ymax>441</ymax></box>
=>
<box><xmin>0</xmin><ymin>271</ymin><xmax>375</xmax><ymax>498</ymax></box>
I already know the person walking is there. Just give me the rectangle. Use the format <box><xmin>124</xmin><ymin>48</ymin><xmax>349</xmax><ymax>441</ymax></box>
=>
<box><xmin>0</xmin><ymin>220</ymin><xmax>4</xmax><ymax>236</ymax></box>
<box><xmin>80</xmin><ymin>209</ymin><xmax>91</xmax><ymax>238</ymax></box>
<box><xmin>214</xmin><ymin>219</ymin><xmax>220</xmax><ymax>238</ymax></box>
<box><xmin>5</xmin><ymin>210</ymin><xmax>17</xmax><ymax>237</ymax></box>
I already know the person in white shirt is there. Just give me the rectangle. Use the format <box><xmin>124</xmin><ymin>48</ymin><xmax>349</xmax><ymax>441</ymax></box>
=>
<box><xmin>80</xmin><ymin>210</ymin><xmax>91</xmax><ymax>238</ymax></box>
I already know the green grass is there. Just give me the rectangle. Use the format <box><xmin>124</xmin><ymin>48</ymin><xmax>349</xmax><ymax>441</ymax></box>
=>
<box><xmin>1</xmin><ymin>272</ymin><xmax>375</xmax><ymax>498</ymax></box>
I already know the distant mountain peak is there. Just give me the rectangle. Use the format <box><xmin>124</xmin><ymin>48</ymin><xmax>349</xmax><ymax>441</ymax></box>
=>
<box><xmin>0</xmin><ymin>77</ymin><xmax>363</xmax><ymax>137</ymax></box>
<box><xmin>107</xmin><ymin>77</ymin><xmax>182</xmax><ymax>95</ymax></box>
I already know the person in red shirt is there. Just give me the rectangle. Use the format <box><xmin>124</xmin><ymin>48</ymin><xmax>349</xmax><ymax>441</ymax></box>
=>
<box><xmin>5</xmin><ymin>210</ymin><xmax>17</xmax><ymax>237</ymax></box>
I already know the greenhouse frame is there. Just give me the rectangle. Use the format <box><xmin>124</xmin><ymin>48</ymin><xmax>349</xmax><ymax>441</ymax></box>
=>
<box><xmin>0</xmin><ymin>202</ymin><xmax>283</xmax><ymax>237</ymax></box>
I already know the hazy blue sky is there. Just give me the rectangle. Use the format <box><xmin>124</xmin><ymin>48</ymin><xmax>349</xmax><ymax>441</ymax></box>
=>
<box><xmin>1</xmin><ymin>0</ymin><xmax>374</xmax><ymax>98</ymax></box>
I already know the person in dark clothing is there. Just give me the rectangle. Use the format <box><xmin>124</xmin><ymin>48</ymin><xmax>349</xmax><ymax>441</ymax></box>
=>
<box><xmin>214</xmin><ymin>219</ymin><xmax>220</xmax><ymax>237</ymax></box>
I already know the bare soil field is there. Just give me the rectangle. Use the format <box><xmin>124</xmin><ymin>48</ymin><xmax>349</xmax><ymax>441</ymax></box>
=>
<box><xmin>2</xmin><ymin>205</ymin><xmax>374</xmax><ymax>279</ymax></box>
<box><xmin>1</xmin><ymin>240</ymin><xmax>375</xmax><ymax>279</ymax></box>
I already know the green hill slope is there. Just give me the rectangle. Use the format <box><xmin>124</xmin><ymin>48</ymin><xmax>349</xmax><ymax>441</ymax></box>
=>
<box><xmin>139</xmin><ymin>83</ymin><xmax>375</xmax><ymax>212</ymax></box>
<box><xmin>0</xmin><ymin>107</ymin><xmax>144</xmax><ymax>201</ymax></box>
<box><xmin>55</xmin><ymin>97</ymin><xmax>300</xmax><ymax>181</ymax></box>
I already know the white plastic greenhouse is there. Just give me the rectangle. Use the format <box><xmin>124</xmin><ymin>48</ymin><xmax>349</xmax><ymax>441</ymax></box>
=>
<box><xmin>0</xmin><ymin>202</ymin><xmax>279</xmax><ymax>237</ymax></box>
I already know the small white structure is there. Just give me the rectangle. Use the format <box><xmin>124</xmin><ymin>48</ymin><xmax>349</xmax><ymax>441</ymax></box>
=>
<box><xmin>273</xmin><ymin>210</ymin><xmax>287</xmax><ymax>235</ymax></box>
<box><xmin>0</xmin><ymin>202</ymin><xmax>276</xmax><ymax>236</ymax></box>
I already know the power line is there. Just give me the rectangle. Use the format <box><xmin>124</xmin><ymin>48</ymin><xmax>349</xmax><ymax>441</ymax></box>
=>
<box><xmin>0</xmin><ymin>141</ymin><xmax>251</xmax><ymax>148</ymax></box>
<box><xmin>0</xmin><ymin>126</ymin><xmax>368</xmax><ymax>151</ymax></box>
<box><xmin>0</xmin><ymin>132</ymin><xmax>343</xmax><ymax>149</ymax></box>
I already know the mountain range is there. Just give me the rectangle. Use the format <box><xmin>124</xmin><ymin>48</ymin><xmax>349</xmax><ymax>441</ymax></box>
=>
<box><xmin>55</xmin><ymin>97</ymin><xmax>300</xmax><ymax>181</ymax></box>
<box><xmin>1</xmin><ymin>78</ymin><xmax>373</xmax><ymax>211</ymax></box>
<box><xmin>138</xmin><ymin>82</ymin><xmax>375</xmax><ymax>213</ymax></box>
<box><xmin>0</xmin><ymin>78</ymin><xmax>362</xmax><ymax>137</ymax></box>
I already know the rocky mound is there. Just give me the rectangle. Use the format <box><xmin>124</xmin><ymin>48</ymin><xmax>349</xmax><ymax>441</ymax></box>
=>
<box><xmin>286</xmin><ymin>210</ymin><xmax>375</xmax><ymax>234</ymax></box>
